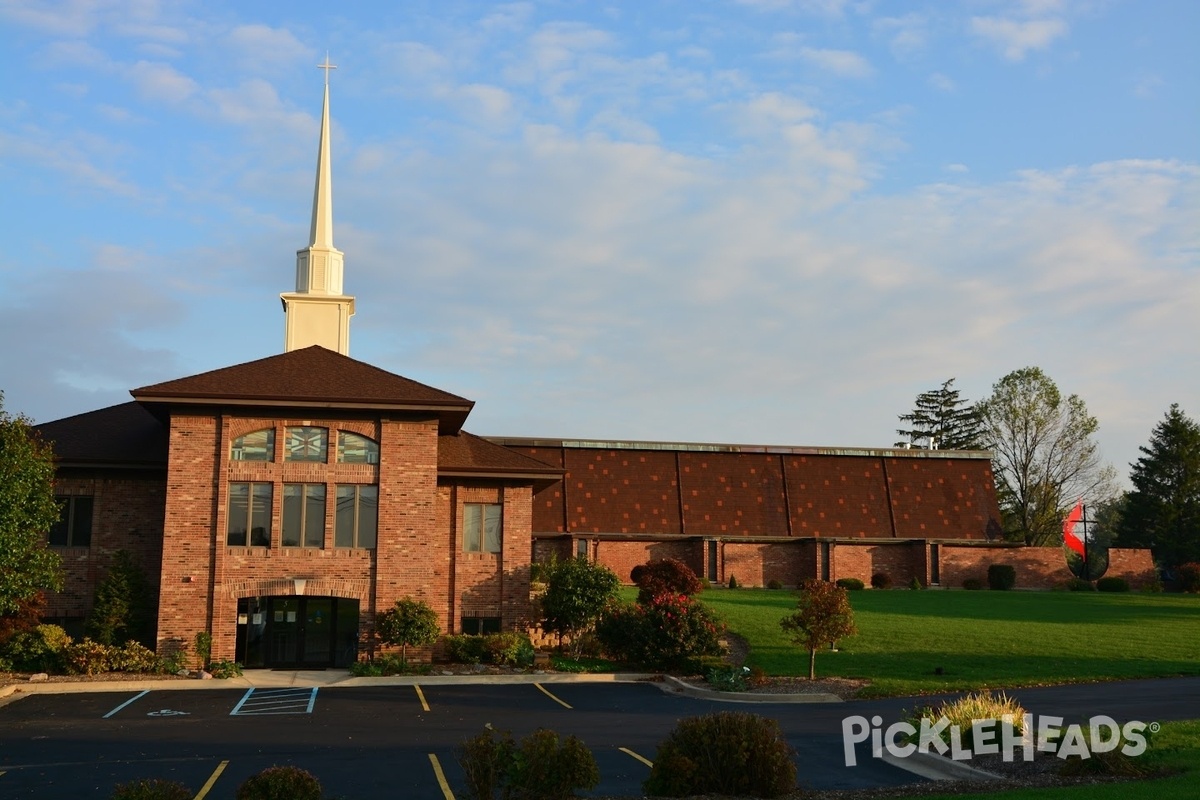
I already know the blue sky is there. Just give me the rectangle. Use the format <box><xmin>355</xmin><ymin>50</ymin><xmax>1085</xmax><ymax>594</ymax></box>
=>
<box><xmin>1</xmin><ymin>0</ymin><xmax>1196</xmax><ymax>484</ymax></box>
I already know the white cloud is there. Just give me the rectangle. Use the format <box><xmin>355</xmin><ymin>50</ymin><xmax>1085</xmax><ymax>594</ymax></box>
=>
<box><xmin>228</xmin><ymin>24</ymin><xmax>310</xmax><ymax>69</ymax></box>
<box><xmin>127</xmin><ymin>60</ymin><xmax>197</xmax><ymax>103</ymax></box>
<box><xmin>874</xmin><ymin>14</ymin><xmax>928</xmax><ymax>59</ymax></box>
<box><xmin>928</xmin><ymin>72</ymin><xmax>956</xmax><ymax>92</ymax></box>
<box><xmin>971</xmin><ymin>16</ymin><xmax>1068</xmax><ymax>61</ymax></box>
<box><xmin>797</xmin><ymin>46</ymin><xmax>874</xmax><ymax>78</ymax></box>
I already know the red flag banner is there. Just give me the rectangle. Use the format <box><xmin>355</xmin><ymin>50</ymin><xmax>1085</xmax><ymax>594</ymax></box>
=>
<box><xmin>1063</xmin><ymin>499</ymin><xmax>1086</xmax><ymax>556</ymax></box>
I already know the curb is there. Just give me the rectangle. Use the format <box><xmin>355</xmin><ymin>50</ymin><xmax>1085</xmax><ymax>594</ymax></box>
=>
<box><xmin>658</xmin><ymin>675</ymin><xmax>843</xmax><ymax>703</ymax></box>
<box><xmin>881</xmin><ymin>749</ymin><xmax>1004</xmax><ymax>782</ymax></box>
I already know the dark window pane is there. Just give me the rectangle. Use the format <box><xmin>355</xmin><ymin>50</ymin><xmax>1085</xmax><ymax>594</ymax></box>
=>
<box><xmin>251</xmin><ymin>484</ymin><xmax>272</xmax><ymax>547</ymax></box>
<box><xmin>282</xmin><ymin>484</ymin><xmax>302</xmax><ymax>547</ymax></box>
<box><xmin>228</xmin><ymin>484</ymin><xmax>249</xmax><ymax>546</ymax></box>
<box><xmin>357</xmin><ymin>486</ymin><xmax>377</xmax><ymax>549</ymax></box>
<box><xmin>461</xmin><ymin>618</ymin><xmax>480</xmax><ymax>635</ymax></box>
<box><xmin>48</xmin><ymin>498</ymin><xmax>70</xmax><ymax>546</ymax></box>
<box><xmin>305</xmin><ymin>485</ymin><xmax>326</xmax><ymax>548</ymax></box>
<box><xmin>481</xmin><ymin>617</ymin><xmax>501</xmax><ymax>635</ymax></box>
<box><xmin>335</xmin><ymin>486</ymin><xmax>355</xmax><ymax>548</ymax></box>
<box><xmin>72</xmin><ymin>497</ymin><xmax>93</xmax><ymax>547</ymax></box>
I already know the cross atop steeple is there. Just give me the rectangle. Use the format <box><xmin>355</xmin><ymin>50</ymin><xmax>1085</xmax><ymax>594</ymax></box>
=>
<box><xmin>318</xmin><ymin>53</ymin><xmax>337</xmax><ymax>86</ymax></box>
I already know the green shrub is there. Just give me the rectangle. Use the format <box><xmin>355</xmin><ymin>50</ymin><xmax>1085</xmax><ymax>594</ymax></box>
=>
<box><xmin>962</xmin><ymin>578</ymin><xmax>984</xmax><ymax>590</ymax></box>
<box><xmin>706</xmin><ymin>664</ymin><xmax>750</xmax><ymax>692</ymax></box>
<box><xmin>375</xmin><ymin>597</ymin><xmax>441</xmax><ymax>666</ymax></box>
<box><xmin>906</xmin><ymin>691</ymin><xmax>1026</xmax><ymax>749</ymax></box>
<box><xmin>348</xmin><ymin>659</ymin><xmax>383</xmax><ymax>677</ymax></box>
<box><xmin>155</xmin><ymin>643</ymin><xmax>189</xmax><ymax>675</ymax></box>
<box><xmin>631</xmin><ymin>558</ymin><xmax>703</xmax><ymax>604</ymax></box>
<box><xmin>766</xmin><ymin>579</ymin><xmax>784</xmax><ymax>590</ymax></box>
<box><xmin>644</xmin><ymin>712</ymin><xmax>796</xmax><ymax>798</ymax></box>
<box><xmin>86</xmin><ymin>550</ymin><xmax>155</xmax><ymax>647</ymax></box>
<box><xmin>987</xmin><ymin>564</ymin><xmax>1016</xmax><ymax>590</ymax></box>
<box><xmin>1096</xmin><ymin>576</ymin><xmax>1130</xmax><ymax>592</ymax></box>
<box><xmin>457</xmin><ymin>727</ymin><xmax>598</xmax><ymax>800</ymax></box>
<box><xmin>110</xmin><ymin>778</ymin><xmax>193</xmax><ymax>800</ymax></box>
<box><xmin>1066</xmin><ymin>577</ymin><xmax>1096</xmax><ymax>591</ymax></box>
<box><xmin>909</xmin><ymin>576</ymin><xmax>924</xmax><ymax>590</ymax></box>
<box><xmin>727</xmin><ymin>574</ymin><xmax>739</xmax><ymax>589</ymax></box>
<box><xmin>484</xmin><ymin>631</ymin><xmax>534</xmax><ymax>667</ymax></box>
<box><xmin>235</xmin><ymin>766</ymin><xmax>322</xmax><ymax>800</ymax></box>
<box><xmin>64</xmin><ymin>638</ymin><xmax>114</xmax><ymax>675</ymax></box>
<box><xmin>1140</xmin><ymin>578</ymin><xmax>1163</xmax><ymax>593</ymax></box>
<box><xmin>835</xmin><ymin>578</ymin><xmax>865</xmax><ymax>591</ymax></box>
<box><xmin>194</xmin><ymin>631</ymin><xmax>212</xmax><ymax>669</ymax></box>
<box><xmin>208</xmin><ymin>659</ymin><xmax>243</xmax><ymax>679</ymax></box>
<box><xmin>1</xmin><ymin>624</ymin><xmax>71</xmax><ymax>673</ymax></box>
<box><xmin>110</xmin><ymin>641</ymin><xmax>158</xmax><ymax>673</ymax></box>
<box><xmin>596</xmin><ymin>594</ymin><xmax>724</xmax><ymax>671</ymax></box>
<box><xmin>1177</xmin><ymin>563</ymin><xmax>1200</xmax><ymax>593</ymax></box>
<box><xmin>444</xmin><ymin>634</ymin><xmax>488</xmax><ymax>665</ymax></box>
<box><xmin>870</xmin><ymin>572</ymin><xmax>891</xmax><ymax>589</ymax></box>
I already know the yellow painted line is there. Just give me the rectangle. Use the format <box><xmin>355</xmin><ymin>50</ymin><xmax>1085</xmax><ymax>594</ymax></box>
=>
<box><xmin>414</xmin><ymin>684</ymin><xmax>430</xmax><ymax>712</ymax></box>
<box><xmin>428</xmin><ymin>753</ymin><xmax>456</xmax><ymax>800</ymax></box>
<box><xmin>534</xmin><ymin>682</ymin><xmax>572</xmax><ymax>709</ymax></box>
<box><xmin>192</xmin><ymin>759</ymin><xmax>229</xmax><ymax>800</ymax></box>
<box><xmin>619</xmin><ymin>747</ymin><xmax>654</xmax><ymax>768</ymax></box>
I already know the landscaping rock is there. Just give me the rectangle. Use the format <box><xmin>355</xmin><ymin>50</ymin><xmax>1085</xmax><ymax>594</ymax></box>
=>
<box><xmin>198</xmin><ymin>671</ymin><xmax>213</xmax><ymax>680</ymax></box>
<box><xmin>28</xmin><ymin>673</ymin><xmax>48</xmax><ymax>683</ymax></box>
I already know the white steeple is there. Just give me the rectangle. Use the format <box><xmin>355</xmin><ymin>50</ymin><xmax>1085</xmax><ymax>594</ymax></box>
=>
<box><xmin>282</xmin><ymin>55</ymin><xmax>355</xmax><ymax>354</ymax></box>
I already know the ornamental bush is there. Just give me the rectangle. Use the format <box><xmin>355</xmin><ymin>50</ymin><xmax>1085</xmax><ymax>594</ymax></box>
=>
<box><xmin>1</xmin><ymin>623</ymin><xmax>71</xmax><ymax>673</ymax></box>
<box><xmin>1096</xmin><ymin>576</ymin><xmax>1130</xmax><ymax>592</ymax></box>
<box><xmin>235</xmin><ymin>766</ymin><xmax>322</xmax><ymax>800</ymax></box>
<box><xmin>835</xmin><ymin>578</ymin><xmax>865</xmax><ymax>591</ymax></box>
<box><xmin>64</xmin><ymin>638</ymin><xmax>114</xmax><ymax>675</ymax></box>
<box><xmin>1065</xmin><ymin>577</ymin><xmax>1096</xmax><ymax>591</ymax></box>
<box><xmin>597</xmin><ymin>594</ymin><xmax>724</xmax><ymax>671</ymax></box>
<box><xmin>631</xmin><ymin>558</ymin><xmax>703</xmax><ymax>604</ymax></box>
<box><xmin>1177</xmin><ymin>563</ymin><xmax>1200</xmax><ymax>593</ymax></box>
<box><xmin>109</xmin><ymin>641</ymin><xmax>159</xmax><ymax>673</ymax></box>
<box><xmin>643</xmin><ymin>712</ymin><xmax>796</xmax><ymax>798</ymax></box>
<box><xmin>444</xmin><ymin>634</ymin><xmax>488</xmax><ymax>665</ymax></box>
<box><xmin>484</xmin><ymin>631</ymin><xmax>534</xmax><ymax>667</ymax></box>
<box><xmin>962</xmin><ymin>578</ymin><xmax>984</xmax><ymax>590</ymax></box>
<box><xmin>375</xmin><ymin>597</ymin><xmax>441</xmax><ymax>666</ymax></box>
<box><xmin>870</xmin><ymin>572</ymin><xmax>892</xmax><ymax>589</ymax></box>
<box><xmin>110</xmin><ymin>779</ymin><xmax>193</xmax><ymax>800</ymax></box>
<box><xmin>906</xmin><ymin>691</ymin><xmax>1026</xmax><ymax>749</ymax></box>
<box><xmin>987</xmin><ymin>564</ymin><xmax>1017</xmax><ymax>590</ymax></box>
<box><xmin>457</xmin><ymin>727</ymin><xmax>598</xmax><ymax>800</ymax></box>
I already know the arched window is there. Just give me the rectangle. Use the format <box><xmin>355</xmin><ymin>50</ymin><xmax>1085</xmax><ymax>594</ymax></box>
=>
<box><xmin>231</xmin><ymin>428</ymin><xmax>274</xmax><ymax>462</ymax></box>
<box><xmin>337</xmin><ymin>431</ymin><xmax>379</xmax><ymax>464</ymax></box>
<box><xmin>285</xmin><ymin>426</ymin><xmax>328</xmax><ymax>462</ymax></box>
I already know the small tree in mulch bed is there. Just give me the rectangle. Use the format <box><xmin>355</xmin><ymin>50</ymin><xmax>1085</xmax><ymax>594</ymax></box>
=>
<box><xmin>780</xmin><ymin>579</ymin><xmax>857</xmax><ymax>680</ymax></box>
<box><xmin>375</xmin><ymin>597</ymin><xmax>441</xmax><ymax>668</ymax></box>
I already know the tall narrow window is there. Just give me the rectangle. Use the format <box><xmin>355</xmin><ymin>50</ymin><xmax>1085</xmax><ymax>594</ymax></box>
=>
<box><xmin>464</xmin><ymin>503</ymin><xmax>502</xmax><ymax>553</ymax></box>
<box><xmin>49</xmin><ymin>496</ymin><xmax>93</xmax><ymax>547</ymax></box>
<box><xmin>337</xmin><ymin>431</ymin><xmax>379</xmax><ymax>464</ymax></box>
<box><xmin>231</xmin><ymin>428</ymin><xmax>274</xmax><ymax>461</ymax></box>
<box><xmin>335</xmin><ymin>485</ymin><xmax>377</xmax><ymax>548</ymax></box>
<box><xmin>285</xmin><ymin>426</ymin><xmax>328</xmax><ymax>462</ymax></box>
<box><xmin>282</xmin><ymin>484</ymin><xmax>326</xmax><ymax>548</ymax></box>
<box><xmin>228</xmin><ymin>483</ymin><xmax>272</xmax><ymax>547</ymax></box>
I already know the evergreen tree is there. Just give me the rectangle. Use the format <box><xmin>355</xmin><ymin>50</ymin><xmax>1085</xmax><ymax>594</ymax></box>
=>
<box><xmin>0</xmin><ymin>392</ymin><xmax>63</xmax><ymax>616</ymax></box>
<box><xmin>1116</xmin><ymin>404</ymin><xmax>1200</xmax><ymax>568</ymax></box>
<box><xmin>86</xmin><ymin>549</ymin><xmax>155</xmax><ymax>646</ymax></box>
<box><xmin>895</xmin><ymin>378</ymin><xmax>985</xmax><ymax>450</ymax></box>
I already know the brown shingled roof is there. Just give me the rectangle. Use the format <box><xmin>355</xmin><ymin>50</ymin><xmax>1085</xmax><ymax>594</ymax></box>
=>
<box><xmin>132</xmin><ymin>346</ymin><xmax>474</xmax><ymax>432</ymax></box>
<box><xmin>438</xmin><ymin>431</ymin><xmax>563</xmax><ymax>483</ymax></box>
<box><xmin>34</xmin><ymin>402</ymin><xmax>168</xmax><ymax>467</ymax></box>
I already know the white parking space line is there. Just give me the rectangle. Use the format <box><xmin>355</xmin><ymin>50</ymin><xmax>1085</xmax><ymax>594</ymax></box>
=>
<box><xmin>230</xmin><ymin>687</ymin><xmax>319</xmax><ymax>716</ymax></box>
<box><xmin>103</xmin><ymin>690</ymin><xmax>150</xmax><ymax>719</ymax></box>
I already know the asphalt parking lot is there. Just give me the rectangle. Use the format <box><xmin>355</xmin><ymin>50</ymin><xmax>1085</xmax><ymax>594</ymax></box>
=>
<box><xmin>3</xmin><ymin>676</ymin><xmax>1198</xmax><ymax>799</ymax></box>
<box><xmin>0</xmin><ymin>680</ymin><xmax>916</xmax><ymax>799</ymax></box>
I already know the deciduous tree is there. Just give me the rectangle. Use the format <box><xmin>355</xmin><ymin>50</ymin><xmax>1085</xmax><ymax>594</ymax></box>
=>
<box><xmin>895</xmin><ymin>378</ymin><xmax>985</xmax><ymax>450</ymax></box>
<box><xmin>539</xmin><ymin>556</ymin><xmax>619</xmax><ymax>657</ymax></box>
<box><xmin>375</xmin><ymin>596</ymin><xmax>441</xmax><ymax>667</ymax></box>
<box><xmin>1116</xmin><ymin>404</ymin><xmax>1200</xmax><ymax>568</ymax></box>
<box><xmin>978</xmin><ymin>367</ymin><xmax>1117</xmax><ymax>545</ymax></box>
<box><xmin>0</xmin><ymin>392</ymin><xmax>62</xmax><ymax>616</ymax></box>
<box><xmin>780</xmin><ymin>580</ymin><xmax>857</xmax><ymax>680</ymax></box>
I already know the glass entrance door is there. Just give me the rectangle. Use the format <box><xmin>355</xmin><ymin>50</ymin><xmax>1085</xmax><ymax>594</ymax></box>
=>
<box><xmin>236</xmin><ymin>596</ymin><xmax>358</xmax><ymax>668</ymax></box>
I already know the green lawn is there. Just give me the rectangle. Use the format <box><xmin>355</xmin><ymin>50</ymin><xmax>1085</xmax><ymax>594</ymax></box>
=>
<box><xmin>921</xmin><ymin>719</ymin><xmax>1200</xmax><ymax>800</ymax></box>
<box><xmin>697</xmin><ymin>588</ymin><xmax>1200</xmax><ymax>697</ymax></box>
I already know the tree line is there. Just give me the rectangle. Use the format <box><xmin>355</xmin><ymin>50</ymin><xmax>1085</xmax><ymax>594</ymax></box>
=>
<box><xmin>894</xmin><ymin>371</ymin><xmax>1200</xmax><ymax>569</ymax></box>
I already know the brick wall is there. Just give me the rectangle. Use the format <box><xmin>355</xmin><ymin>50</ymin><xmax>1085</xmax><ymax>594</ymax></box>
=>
<box><xmin>589</xmin><ymin>538</ymin><xmax>704</xmax><ymax>584</ymax></box>
<box><xmin>940</xmin><ymin>544</ymin><xmax>1158</xmax><ymax>589</ymax></box>
<box><xmin>44</xmin><ymin>470</ymin><xmax>166</xmax><ymax>621</ymax></box>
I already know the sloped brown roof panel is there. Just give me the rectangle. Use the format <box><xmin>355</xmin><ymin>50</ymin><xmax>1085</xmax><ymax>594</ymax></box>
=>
<box><xmin>34</xmin><ymin>402</ymin><xmax>168</xmax><ymax>466</ymax></box>
<box><xmin>132</xmin><ymin>346</ymin><xmax>472</xmax><ymax>409</ymax></box>
<box><xmin>438</xmin><ymin>431</ymin><xmax>563</xmax><ymax>478</ymax></box>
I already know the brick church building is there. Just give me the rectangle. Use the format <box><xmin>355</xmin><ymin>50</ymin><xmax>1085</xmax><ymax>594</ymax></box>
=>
<box><xmin>33</xmin><ymin>76</ymin><xmax>1154</xmax><ymax>669</ymax></box>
